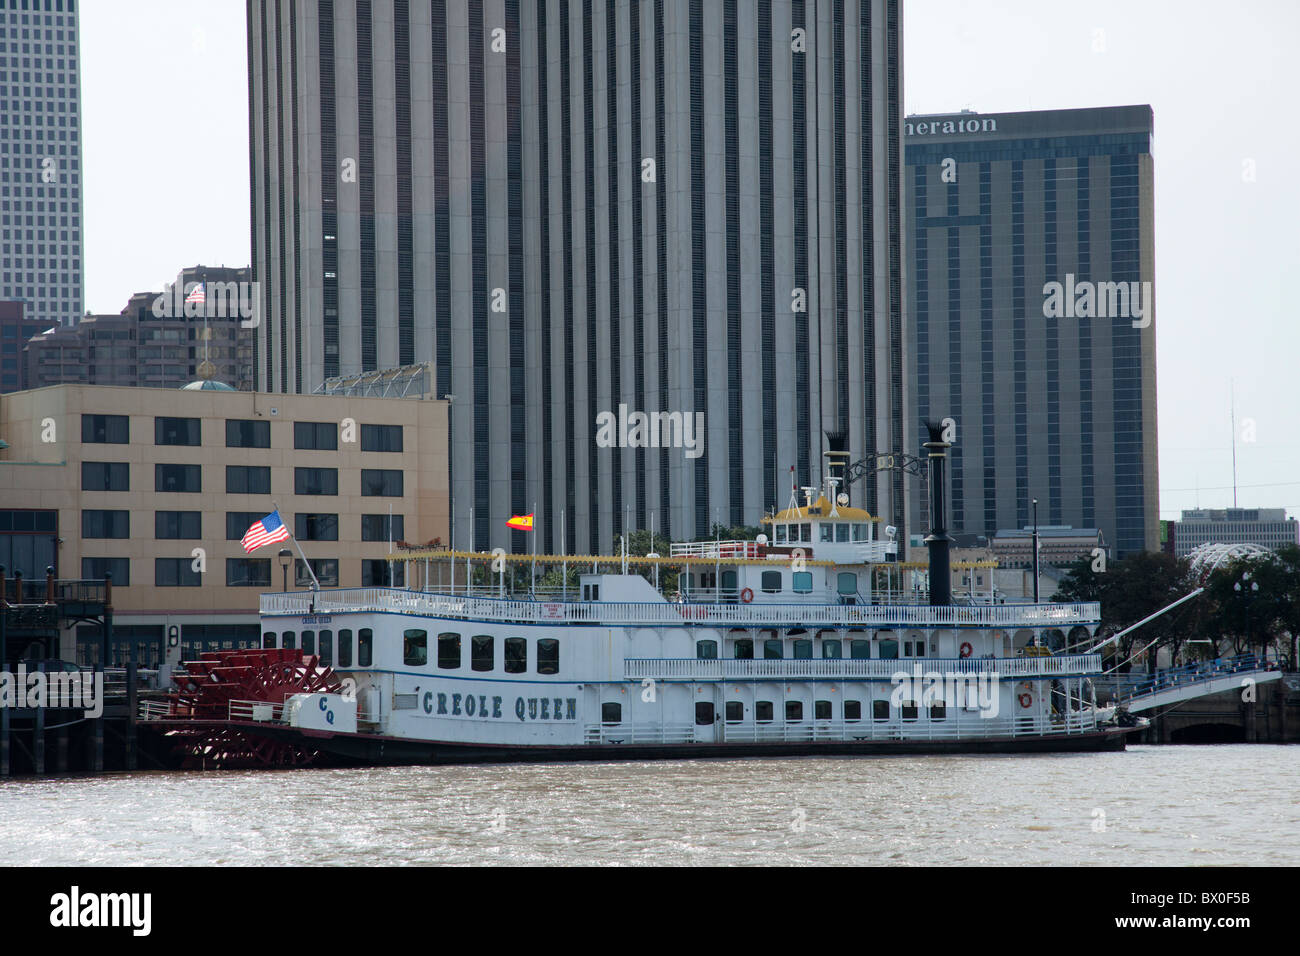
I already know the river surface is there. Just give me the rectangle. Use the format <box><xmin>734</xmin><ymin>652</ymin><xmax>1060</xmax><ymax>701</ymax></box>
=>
<box><xmin>2</xmin><ymin>745</ymin><xmax>1295</xmax><ymax>866</ymax></box>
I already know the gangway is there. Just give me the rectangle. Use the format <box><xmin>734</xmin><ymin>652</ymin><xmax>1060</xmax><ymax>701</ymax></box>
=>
<box><xmin>1097</xmin><ymin>655</ymin><xmax>1282</xmax><ymax>714</ymax></box>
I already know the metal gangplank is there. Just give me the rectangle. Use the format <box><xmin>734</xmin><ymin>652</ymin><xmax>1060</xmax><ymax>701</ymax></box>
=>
<box><xmin>1099</xmin><ymin>655</ymin><xmax>1282</xmax><ymax>714</ymax></box>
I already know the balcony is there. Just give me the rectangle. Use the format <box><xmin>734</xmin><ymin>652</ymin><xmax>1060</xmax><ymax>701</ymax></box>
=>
<box><xmin>622</xmin><ymin>654</ymin><xmax>1104</xmax><ymax>681</ymax></box>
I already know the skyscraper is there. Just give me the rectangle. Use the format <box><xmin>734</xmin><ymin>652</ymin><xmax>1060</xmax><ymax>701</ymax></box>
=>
<box><xmin>0</xmin><ymin>0</ymin><xmax>84</xmax><ymax>329</ymax></box>
<box><xmin>248</xmin><ymin>0</ymin><xmax>908</xmax><ymax>554</ymax></box>
<box><xmin>905</xmin><ymin>106</ymin><xmax>1159</xmax><ymax>557</ymax></box>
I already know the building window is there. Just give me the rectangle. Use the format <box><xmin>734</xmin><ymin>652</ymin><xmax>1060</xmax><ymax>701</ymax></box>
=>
<box><xmin>471</xmin><ymin>635</ymin><xmax>493</xmax><ymax>671</ymax></box>
<box><xmin>226</xmin><ymin>419</ymin><xmax>270</xmax><ymax>448</ymax></box>
<box><xmin>337</xmin><ymin>629</ymin><xmax>353</xmax><ymax>667</ymax></box>
<box><xmin>436</xmin><ymin>631</ymin><xmax>459</xmax><ymax>669</ymax></box>
<box><xmin>295</xmin><ymin>467</ymin><xmax>338</xmax><ymax>496</ymax></box>
<box><xmin>226</xmin><ymin>466</ymin><xmax>271</xmax><ymax>495</ymax></box>
<box><xmin>82</xmin><ymin>556</ymin><xmax>128</xmax><ymax>586</ymax></box>
<box><xmin>760</xmin><ymin>570</ymin><xmax>782</xmax><ymax>593</ymax></box>
<box><xmin>361</xmin><ymin>513</ymin><xmax>404</xmax><ymax>541</ymax></box>
<box><xmin>155</xmin><ymin>416</ymin><xmax>200</xmax><ymax>446</ymax></box>
<box><xmin>696</xmin><ymin>639</ymin><xmax>718</xmax><ymax>660</ymax></box>
<box><xmin>155</xmin><ymin>558</ymin><xmax>201</xmax><ymax>587</ymax></box>
<box><xmin>537</xmin><ymin>638</ymin><xmax>559</xmax><ymax>675</ymax></box>
<box><xmin>155</xmin><ymin>463</ymin><xmax>201</xmax><ymax>493</ymax></box>
<box><xmin>845</xmin><ymin>700</ymin><xmax>863</xmax><ymax>722</ymax></box>
<box><xmin>725</xmin><ymin>701</ymin><xmax>743</xmax><ymax>722</ymax></box>
<box><xmin>872</xmin><ymin>700</ymin><xmax>890</xmax><ymax>720</ymax></box>
<box><xmin>81</xmin><ymin>461</ymin><xmax>128</xmax><ymax>491</ymax></box>
<box><xmin>295</xmin><ymin>513</ymin><xmax>338</xmax><ymax>541</ymax></box>
<box><xmin>696</xmin><ymin>702</ymin><xmax>715</xmax><ymax>726</ymax></box>
<box><xmin>225</xmin><ymin>512</ymin><xmax>263</xmax><ymax>539</ymax></box>
<box><xmin>360</xmin><ymin>468</ymin><xmax>403</xmax><ymax>497</ymax></box>
<box><xmin>295</xmin><ymin>558</ymin><xmax>338</xmax><ymax>587</ymax></box>
<box><xmin>755</xmin><ymin>701</ymin><xmax>774</xmax><ymax>722</ymax></box>
<box><xmin>602</xmin><ymin>702</ymin><xmax>622</xmax><ymax>724</ymax></box>
<box><xmin>226</xmin><ymin>558</ymin><xmax>271</xmax><ymax>587</ymax></box>
<box><xmin>155</xmin><ymin>511</ymin><xmax>200</xmax><ymax>539</ymax></box>
<box><xmin>358</xmin><ymin>628</ymin><xmax>373</xmax><ymax>666</ymax></box>
<box><xmin>361</xmin><ymin>559</ymin><xmax>402</xmax><ymax>587</ymax></box>
<box><xmin>81</xmin><ymin>509</ymin><xmax>128</xmax><ymax>539</ymax></box>
<box><xmin>361</xmin><ymin>423</ymin><xmax>403</xmax><ymax>452</ymax></box>
<box><xmin>404</xmin><ymin>629</ymin><xmax>429</xmax><ymax>667</ymax></box>
<box><xmin>504</xmin><ymin>637</ymin><xmax>527</xmax><ymax>674</ymax></box>
<box><xmin>294</xmin><ymin>421</ymin><xmax>337</xmax><ymax>450</ymax></box>
<box><xmin>81</xmin><ymin>413</ymin><xmax>127</xmax><ymax>443</ymax></box>
<box><xmin>815</xmin><ymin>700</ymin><xmax>832</xmax><ymax>720</ymax></box>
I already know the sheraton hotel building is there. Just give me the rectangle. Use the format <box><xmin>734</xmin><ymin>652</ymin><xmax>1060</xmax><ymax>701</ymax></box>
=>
<box><xmin>247</xmin><ymin>0</ymin><xmax>911</xmax><ymax>555</ymax></box>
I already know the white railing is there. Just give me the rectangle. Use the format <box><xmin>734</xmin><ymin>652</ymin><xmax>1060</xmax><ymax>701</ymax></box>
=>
<box><xmin>261</xmin><ymin>588</ymin><xmax>1100</xmax><ymax>628</ymax></box>
<box><xmin>583</xmin><ymin>722</ymin><xmax>697</xmax><ymax>745</ymax></box>
<box><xmin>669</xmin><ymin>540</ymin><xmax>767</xmax><ymax>559</ymax></box>
<box><xmin>229</xmin><ymin>699</ymin><xmax>285</xmax><ymax>723</ymax></box>
<box><xmin>137</xmin><ymin>700</ymin><xmax>174</xmax><ymax>721</ymax></box>
<box><xmin>623</xmin><ymin>654</ymin><xmax>1103</xmax><ymax>681</ymax></box>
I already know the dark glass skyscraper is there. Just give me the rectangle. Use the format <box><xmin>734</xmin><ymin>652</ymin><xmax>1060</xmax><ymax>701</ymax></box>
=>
<box><xmin>248</xmin><ymin>0</ymin><xmax>909</xmax><ymax>554</ymax></box>
<box><xmin>905</xmin><ymin>106</ymin><xmax>1159</xmax><ymax>557</ymax></box>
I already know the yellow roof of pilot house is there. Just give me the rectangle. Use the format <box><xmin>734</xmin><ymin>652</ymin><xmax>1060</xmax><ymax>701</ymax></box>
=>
<box><xmin>763</xmin><ymin>496</ymin><xmax>880</xmax><ymax>523</ymax></box>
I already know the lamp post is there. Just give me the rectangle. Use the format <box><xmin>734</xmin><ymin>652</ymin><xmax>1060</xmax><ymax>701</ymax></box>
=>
<box><xmin>1031</xmin><ymin>498</ymin><xmax>1040</xmax><ymax>605</ymax></box>
<box><xmin>1234</xmin><ymin>571</ymin><xmax>1259</xmax><ymax>659</ymax></box>
<box><xmin>279</xmin><ymin>548</ymin><xmax>292</xmax><ymax>593</ymax></box>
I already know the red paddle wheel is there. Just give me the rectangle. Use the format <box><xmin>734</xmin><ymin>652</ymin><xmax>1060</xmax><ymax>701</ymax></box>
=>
<box><xmin>158</xmin><ymin>648</ymin><xmax>343</xmax><ymax>769</ymax></box>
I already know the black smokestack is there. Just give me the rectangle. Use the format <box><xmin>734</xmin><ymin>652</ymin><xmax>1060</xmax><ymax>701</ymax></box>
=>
<box><xmin>923</xmin><ymin>420</ymin><xmax>954</xmax><ymax>607</ymax></box>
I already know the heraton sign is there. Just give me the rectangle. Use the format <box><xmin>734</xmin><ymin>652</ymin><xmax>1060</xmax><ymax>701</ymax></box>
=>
<box><xmin>905</xmin><ymin>116</ymin><xmax>997</xmax><ymax>136</ymax></box>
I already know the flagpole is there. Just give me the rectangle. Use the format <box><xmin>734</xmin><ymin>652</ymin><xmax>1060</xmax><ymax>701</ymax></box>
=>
<box><xmin>271</xmin><ymin>501</ymin><xmax>319</xmax><ymax>591</ymax></box>
<box><xmin>561</xmin><ymin>507</ymin><xmax>567</xmax><ymax>602</ymax></box>
<box><xmin>531</xmin><ymin>502</ymin><xmax>537</xmax><ymax>596</ymax></box>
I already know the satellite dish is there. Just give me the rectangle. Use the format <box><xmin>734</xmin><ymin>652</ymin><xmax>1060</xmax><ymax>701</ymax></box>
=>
<box><xmin>756</xmin><ymin>534</ymin><xmax>768</xmax><ymax>545</ymax></box>
<box><xmin>885</xmin><ymin>525</ymin><xmax>897</xmax><ymax>539</ymax></box>
<box><xmin>837</xmin><ymin>493</ymin><xmax>849</xmax><ymax>506</ymax></box>
<box><xmin>646</xmin><ymin>552</ymin><xmax>660</xmax><ymax>559</ymax></box>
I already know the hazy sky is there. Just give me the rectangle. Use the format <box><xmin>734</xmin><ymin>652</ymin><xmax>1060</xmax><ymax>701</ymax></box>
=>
<box><xmin>80</xmin><ymin>0</ymin><xmax>1300</xmax><ymax>522</ymax></box>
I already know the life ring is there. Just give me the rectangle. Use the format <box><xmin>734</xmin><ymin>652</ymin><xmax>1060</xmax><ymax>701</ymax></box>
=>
<box><xmin>1018</xmin><ymin>692</ymin><xmax>1033</xmax><ymax>709</ymax></box>
<box><xmin>740</xmin><ymin>587</ymin><xmax>754</xmax><ymax>604</ymax></box>
<box><xmin>959</xmin><ymin>642</ymin><xmax>973</xmax><ymax>658</ymax></box>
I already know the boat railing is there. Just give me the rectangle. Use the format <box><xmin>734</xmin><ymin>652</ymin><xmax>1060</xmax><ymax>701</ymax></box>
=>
<box><xmin>260</xmin><ymin>587</ymin><xmax>1100</xmax><ymax>627</ymax></box>
<box><xmin>624</xmin><ymin>654</ymin><xmax>1102</xmax><ymax>681</ymax></box>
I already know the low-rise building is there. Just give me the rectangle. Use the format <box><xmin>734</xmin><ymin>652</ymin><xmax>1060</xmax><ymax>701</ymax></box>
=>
<box><xmin>0</xmin><ymin>301</ymin><xmax>49</xmax><ymax>394</ymax></box>
<box><xmin>991</xmin><ymin>526</ymin><xmax>1106</xmax><ymax>570</ymax></box>
<box><xmin>0</xmin><ymin>380</ymin><xmax>448</xmax><ymax>666</ymax></box>
<box><xmin>1173</xmin><ymin>508</ymin><xmax>1299</xmax><ymax>557</ymax></box>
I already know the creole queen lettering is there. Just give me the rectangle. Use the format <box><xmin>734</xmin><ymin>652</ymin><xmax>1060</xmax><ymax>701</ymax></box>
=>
<box><xmin>422</xmin><ymin>690</ymin><xmax>577</xmax><ymax>722</ymax></box>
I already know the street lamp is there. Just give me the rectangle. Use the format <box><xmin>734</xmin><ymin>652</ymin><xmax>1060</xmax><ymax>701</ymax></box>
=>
<box><xmin>279</xmin><ymin>548</ymin><xmax>293</xmax><ymax>592</ymax></box>
<box><xmin>1234</xmin><ymin>571</ymin><xmax>1260</xmax><ymax>659</ymax></box>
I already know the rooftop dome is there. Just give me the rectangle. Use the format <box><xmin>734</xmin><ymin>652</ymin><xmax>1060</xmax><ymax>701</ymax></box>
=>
<box><xmin>180</xmin><ymin>378</ymin><xmax>236</xmax><ymax>391</ymax></box>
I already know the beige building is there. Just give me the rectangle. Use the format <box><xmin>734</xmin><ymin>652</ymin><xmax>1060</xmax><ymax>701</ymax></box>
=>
<box><xmin>0</xmin><ymin>382</ymin><xmax>448</xmax><ymax>665</ymax></box>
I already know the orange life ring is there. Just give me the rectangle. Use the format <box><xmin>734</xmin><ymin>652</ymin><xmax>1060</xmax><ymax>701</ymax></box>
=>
<box><xmin>959</xmin><ymin>642</ymin><xmax>973</xmax><ymax>658</ymax></box>
<box><xmin>740</xmin><ymin>587</ymin><xmax>754</xmax><ymax>604</ymax></box>
<box><xmin>1018</xmin><ymin>692</ymin><xmax>1033</xmax><ymax>709</ymax></box>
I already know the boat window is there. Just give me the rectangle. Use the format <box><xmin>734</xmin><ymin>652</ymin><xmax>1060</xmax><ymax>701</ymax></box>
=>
<box><xmin>915</xmin><ymin>642</ymin><xmax>925</xmax><ymax>658</ymax></box>
<box><xmin>792</xmin><ymin>639</ymin><xmax>812</xmax><ymax>659</ymax></box>
<box><xmin>852</xmin><ymin>523</ymin><xmax>866</xmax><ymax>541</ymax></box>
<box><xmin>763</xmin><ymin>639</ymin><xmax>783</xmax><ymax>659</ymax></box>
<box><xmin>504</xmin><ymin>637</ymin><xmax>527</xmax><ymax>673</ymax></box>
<box><xmin>774</xmin><ymin>524</ymin><xmax>787</xmax><ymax>544</ymax></box>
<box><xmin>792</xmin><ymin>571</ymin><xmax>812</xmax><ymax>593</ymax></box>
<box><xmin>822</xmin><ymin>639</ymin><xmax>842</xmax><ymax>659</ymax></box>
<box><xmin>838</xmin><ymin>572</ymin><xmax>857</xmax><ymax>595</ymax></box>
<box><xmin>601</xmin><ymin>702</ymin><xmax>622</xmax><ymax>724</ymax></box>
<box><xmin>733</xmin><ymin>638</ymin><xmax>753</xmax><ymax>660</ymax></box>
<box><xmin>878</xmin><ymin>639</ymin><xmax>899</xmax><ymax>660</ymax></box>
<box><xmin>901</xmin><ymin>701</ymin><xmax>918</xmax><ymax>721</ymax></box>
<box><xmin>337</xmin><ymin>629</ymin><xmax>353</xmax><ymax>667</ymax></box>
<box><xmin>358</xmin><ymin>629</ymin><xmax>373</xmax><ymax>667</ymax></box>
<box><xmin>800</xmin><ymin>523</ymin><xmax>811</xmax><ymax>542</ymax></box>
<box><xmin>720</xmin><ymin>569</ymin><xmax>737</xmax><ymax>592</ymax></box>
<box><xmin>815</xmin><ymin>700</ymin><xmax>832</xmax><ymax>720</ymax></box>
<box><xmin>301</xmin><ymin>631</ymin><xmax>316</xmax><ymax>655</ymax></box>
<box><xmin>786</xmin><ymin>701</ymin><xmax>802</xmax><ymax>722</ymax></box>
<box><xmin>835</xmin><ymin>523</ymin><xmax>850</xmax><ymax>542</ymax></box>
<box><xmin>318</xmin><ymin>630</ymin><xmax>333</xmax><ymax>667</ymax></box>
<box><xmin>930</xmin><ymin>702</ymin><xmax>946</xmax><ymax>720</ymax></box>
<box><xmin>471</xmin><ymin>635</ymin><xmax>494</xmax><ymax>672</ymax></box>
<box><xmin>761</xmin><ymin>570</ymin><xmax>781</xmax><ymax>593</ymax></box>
<box><xmin>820</xmin><ymin>524</ymin><xmax>833</xmax><ymax>542</ymax></box>
<box><xmin>404</xmin><ymin>629</ymin><xmax>429</xmax><ymax>667</ymax></box>
<box><xmin>872</xmin><ymin>700</ymin><xmax>889</xmax><ymax>720</ymax></box>
<box><xmin>850</xmin><ymin>639</ymin><xmax>870</xmax><ymax>659</ymax></box>
<box><xmin>695</xmin><ymin>702</ymin><xmax>715</xmax><ymax>726</ymax></box>
<box><xmin>755</xmin><ymin>701</ymin><xmax>774</xmax><ymax>722</ymax></box>
<box><xmin>725</xmin><ymin>701</ymin><xmax>743</xmax><ymax>722</ymax></box>
<box><xmin>844</xmin><ymin>700</ymin><xmax>862</xmax><ymax>722</ymax></box>
<box><xmin>696</xmin><ymin>640</ymin><xmax>718</xmax><ymax>660</ymax></box>
<box><xmin>434</xmin><ymin>632</ymin><xmax>457</xmax><ymax>669</ymax></box>
<box><xmin>262</xmin><ymin>631</ymin><xmax>275</xmax><ymax>649</ymax></box>
<box><xmin>537</xmin><ymin>639</ymin><xmax>560</xmax><ymax>675</ymax></box>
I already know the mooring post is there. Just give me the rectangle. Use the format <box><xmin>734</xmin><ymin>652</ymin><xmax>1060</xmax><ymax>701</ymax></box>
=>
<box><xmin>33</xmin><ymin>659</ymin><xmax>45</xmax><ymax>775</ymax></box>
<box><xmin>126</xmin><ymin>660</ymin><xmax>138</xmax><ymax>771</ymax></box>
<box><xmin>0</xmin><ymin>564</ymin><xmax>8</xmax><ymax>776</ymax></box>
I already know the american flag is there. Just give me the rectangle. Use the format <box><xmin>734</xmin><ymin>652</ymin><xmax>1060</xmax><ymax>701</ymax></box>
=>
<box><xmin>241</xmin><ymin>510</ymin><xmax>290</xmax><ymax>553</ymax></box>
<box><xmin>185</xmin><ymin>282</ymin><xmax>206</xmax><ymax>305</ymax></box>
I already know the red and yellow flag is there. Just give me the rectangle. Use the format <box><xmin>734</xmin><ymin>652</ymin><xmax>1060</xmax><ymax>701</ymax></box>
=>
<box><xmin>506</xmin><ymin>513</ymin><xmax>534</xmax><ymax>531</ymax></box>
